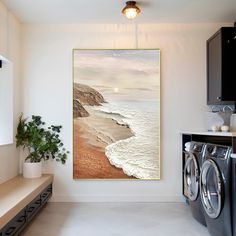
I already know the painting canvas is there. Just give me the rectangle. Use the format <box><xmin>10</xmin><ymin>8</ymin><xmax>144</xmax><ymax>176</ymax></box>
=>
<box><xmin>73</xmin><ymin>49</ymin><xmax>160</xmax><ymax>180</ymax></box>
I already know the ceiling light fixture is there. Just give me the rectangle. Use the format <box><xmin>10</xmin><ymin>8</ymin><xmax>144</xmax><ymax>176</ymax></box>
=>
<box><xmin>122</xmin><ymin>1</ymin><xmax>141</xmax><ymax>20</ymax></box>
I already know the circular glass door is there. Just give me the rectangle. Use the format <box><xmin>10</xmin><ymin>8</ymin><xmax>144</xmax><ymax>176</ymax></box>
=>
<box><xmin>200</xmin><ymin>159</ymin><xmax>222</xmax><ymax>219</ymax></box>
<box><xmin>184</xmin><ymin>153</ymin><xmax>199</xmax><ymax>201</ymax></box>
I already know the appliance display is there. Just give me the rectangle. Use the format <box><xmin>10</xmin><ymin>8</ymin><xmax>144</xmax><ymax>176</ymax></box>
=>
<box><xmin>207</xmin><ymin>27</ymin><xmax>236</xmax><ymax>105</ymax></box>
<box><xmin>200</xmin><ymin>144</ymin><xmax>232</xmax><ymax>236</ymax></box>
<box><xmin>183</xmin><ymin>141</ymin><xmax>206</xmax><ymax>226</ymax></box>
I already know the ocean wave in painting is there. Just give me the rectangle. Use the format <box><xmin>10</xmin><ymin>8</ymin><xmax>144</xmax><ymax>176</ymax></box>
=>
<box><xmin>92</xmin><ymin>100</ymin><xmax>160</xmax><ymax>179</ymax></box>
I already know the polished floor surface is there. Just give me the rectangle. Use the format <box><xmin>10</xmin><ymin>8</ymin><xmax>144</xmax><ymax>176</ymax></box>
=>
<box><xmin>22</xmin><ymin>202</ymin><xmax>210</xmax><ymax>236</ymax></box>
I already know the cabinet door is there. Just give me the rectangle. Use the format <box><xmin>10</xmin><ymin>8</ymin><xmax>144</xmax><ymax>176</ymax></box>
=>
<box><xmin>27</xmin><ymin>196</ymin><xmax>41</xmax><ymax>222</ymax></box>
<box><xmin>1</xmin><ymin>208</ymin><xmax>26</xmax><ymax>236</ymax></box>
<box><xmin>207</xmin><ymin>31</ymin><xmax>222</xmax><ymax>104</ymax></box>
<box><xmin>41</xmin><ymin>184</ymin><xmax>52</xmax><ymax>204</ymax></box>
<box><xmin>222</xmin><ymin>28</ymin><xmax>236</xmax><ymax>101</ymax></box>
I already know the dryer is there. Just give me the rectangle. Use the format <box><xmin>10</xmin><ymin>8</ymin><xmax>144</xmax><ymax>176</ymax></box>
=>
<box><xmin>183</xmin><ymin>141</ymin><xmax>206</xmax><ymax>226</ymax></box>
<box><xmin>200</xmin><ymin>143</ymin><xmax>232</xmax><ymax>236</ymax></box>
<box><xmin>231</xmin><ymin>153</ymin><xmax>236</xmax><ymax>236</ymax></box>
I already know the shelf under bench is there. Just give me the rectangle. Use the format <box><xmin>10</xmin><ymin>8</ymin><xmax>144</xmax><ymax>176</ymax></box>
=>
<box><xmin>0</xmin><ymin>174</ymin><xmax>53</xmax><ymax>235</ymax></box>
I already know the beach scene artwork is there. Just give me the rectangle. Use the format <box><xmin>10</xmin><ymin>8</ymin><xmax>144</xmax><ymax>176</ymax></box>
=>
<box><xmin>73</xmin><ymin>49</ymin><xmax>160</xmax><ymax>180</ymax></box>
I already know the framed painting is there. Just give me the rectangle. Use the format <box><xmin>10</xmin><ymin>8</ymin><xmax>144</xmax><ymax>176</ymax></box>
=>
<box><xmin>73</xmin><ymin>49</ymin><xmax>160</xmax><ymax>180</ymax></box>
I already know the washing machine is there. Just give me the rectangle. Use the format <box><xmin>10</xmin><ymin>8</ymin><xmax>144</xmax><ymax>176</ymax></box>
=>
<box><xmin>183</xmin><ymin>141</ymin><xmax>206</xmax><ymax>226</ymax></box>
<box><xmin>200</xmin><ymin>143</ymin><xmax>232</xmax><ymax>236</ymax></box>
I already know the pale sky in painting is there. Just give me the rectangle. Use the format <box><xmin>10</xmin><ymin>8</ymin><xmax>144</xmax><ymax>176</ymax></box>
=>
<box><xmin>73</xmin><ymin>50</ymin><xmax>160</xmax><ymax>101</ymax></box>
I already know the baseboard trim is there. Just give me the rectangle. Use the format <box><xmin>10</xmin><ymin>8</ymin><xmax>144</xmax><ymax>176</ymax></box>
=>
<box><xmin>50</xmin><ymin>194</ymin><xmax>185</xmax><ymax>203</ymax></box>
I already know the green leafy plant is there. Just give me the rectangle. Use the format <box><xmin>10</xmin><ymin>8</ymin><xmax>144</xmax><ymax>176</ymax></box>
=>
<box><xmin>16</xmin><ymin>115</ymin><xmax>69</xmax><ymax>164</ymax></box>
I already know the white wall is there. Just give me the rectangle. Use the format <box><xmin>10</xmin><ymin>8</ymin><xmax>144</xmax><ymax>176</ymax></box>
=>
<box><xmin>22</xmin><ymin>23</ymin><xmax>230</xmax><ymax>202</ymax></box>
<box><xmin>0</xmin><ymin>2</ymin><xmax>21</xmax><ymax>183</ymax></box>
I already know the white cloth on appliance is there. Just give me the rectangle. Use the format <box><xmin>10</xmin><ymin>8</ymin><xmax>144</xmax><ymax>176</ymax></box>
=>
<box><xmin>184</xmin><ymin>142</ymin><xmax>191</xmax><ymax>152</ymax></box>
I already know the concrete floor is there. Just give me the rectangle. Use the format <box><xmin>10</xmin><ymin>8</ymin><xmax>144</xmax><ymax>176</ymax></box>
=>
<box><xmin>22</xmin><ymin>202</ymin><xmax>210</xmax><ymax>236</ymax></box>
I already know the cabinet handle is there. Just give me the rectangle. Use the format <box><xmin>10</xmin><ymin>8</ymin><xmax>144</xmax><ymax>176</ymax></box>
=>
<box><xmin>5</xmin><ymin>226</ymin><xmax>16</xmax><ymax>235</ymax></box>
<box><xmin>17</xmin><ymin>215</ymin><xmax>25</xmax><ymax>223</ymax></box>
<box><xmin>217</xmin><ymin>96</ymin><xmax>221</xmax><ymax>100</ymax></box>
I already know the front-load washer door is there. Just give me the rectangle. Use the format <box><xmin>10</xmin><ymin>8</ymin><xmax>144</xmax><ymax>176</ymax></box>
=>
<box><xmin>200</xmin><ymin>159</ymin><xmax>222</xmax><ymax>219</ymax></box>
<box><xmin>184</xmin><ymin>153</ymin><xmax>200</xmax><ymax>201</ymax></box>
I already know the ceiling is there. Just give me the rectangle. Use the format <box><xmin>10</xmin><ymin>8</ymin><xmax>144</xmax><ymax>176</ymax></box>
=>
<box><xmin>1</xmin><ymin>0</ymin><xmax>236</xmax><ymax>24</ymax></box>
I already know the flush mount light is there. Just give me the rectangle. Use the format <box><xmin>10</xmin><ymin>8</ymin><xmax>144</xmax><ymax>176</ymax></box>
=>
<box><xmin>122</xmin><ymin>1</ymin><xmax>141</xmax><ymax>19</ymax></box>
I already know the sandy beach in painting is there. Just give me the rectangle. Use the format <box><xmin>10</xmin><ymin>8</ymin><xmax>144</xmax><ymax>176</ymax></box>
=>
<box><xmin>73</xmin><ymin>108</ymin><xmax>134</xmax><ymax>179</ymax></box>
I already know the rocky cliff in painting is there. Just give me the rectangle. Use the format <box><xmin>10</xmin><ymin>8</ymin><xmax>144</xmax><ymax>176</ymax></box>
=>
<box><xmin>73</xmin><ymin>99</ymin><xmax>89</xmax><ymax>118</ymax></box>
<box><xmin>74</xmin><ymin>83</ymin><xmax>106</xmax><ymax>106</ymax></box>
<box><xmin>73</xmin><ymin>83</ymin><xmax>106</xmax><ymax>118</ymax></box>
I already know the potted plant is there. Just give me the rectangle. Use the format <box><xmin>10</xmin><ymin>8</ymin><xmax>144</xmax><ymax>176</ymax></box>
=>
<box><xmin>16</xmin><ymin>115</ymin><xmax>69</xmax><ymax>178</ymax></box>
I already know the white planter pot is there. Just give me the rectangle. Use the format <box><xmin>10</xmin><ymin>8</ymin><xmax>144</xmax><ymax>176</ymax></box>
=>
<box><xmin>23</xmin><ymin>162</ymin><xmax>42</xmax><ymax>178</ymax></box>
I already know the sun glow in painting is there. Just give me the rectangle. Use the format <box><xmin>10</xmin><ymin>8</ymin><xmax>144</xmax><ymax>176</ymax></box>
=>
<box><xmin>73</xmin><ymin>49</ymin><xmax>160</xmax><ymax>180</ymax></box>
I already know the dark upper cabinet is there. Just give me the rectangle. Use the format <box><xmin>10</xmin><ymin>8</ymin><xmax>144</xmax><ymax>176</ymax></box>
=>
<box><xmin>207</xmin><ymin>27</ymin><xmax>236</xmax><ymax>105</ymax></box>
